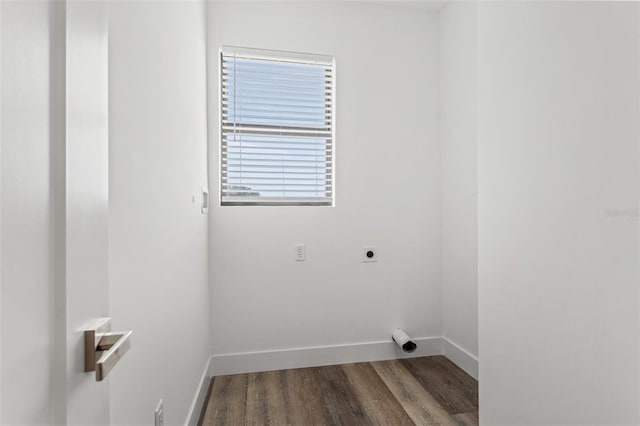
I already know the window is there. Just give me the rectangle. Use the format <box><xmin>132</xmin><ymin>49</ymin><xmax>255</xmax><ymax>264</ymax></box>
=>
<box><xmin>220</xmin><ymin>46</ymin><xmax>334</xmax><ymax>206</ymax></box>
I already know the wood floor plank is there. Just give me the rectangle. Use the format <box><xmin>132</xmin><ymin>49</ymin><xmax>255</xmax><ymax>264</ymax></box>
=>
<box><xmin>197</xmin><ymin>378</ymin><xmax>215</xmax><ymax>426</ymax></box>
<box><xmin>402</xmin><ymin>356</ymin><xmax>478</xmax><ymax>415</ymax></box>
<box><xmin>245</xmin><ymin>372</ymin><xmax>268</xmax><ymax>425</ymax></box>
<box><xmin>313</xmin><ymin>364</ymin><xmax>372</xmax><ymax>425</ymax></box>
<box><xmin>341</xmin><ymin>362</ymin><xmax>414</xmax><ymax>425</ymax></box>
<box><xmin>262</xmin><ymin>370</ymin><xmax>289</xmax><ymax>425</ymax></box>
<box><xmin>451</xmin><ymin>411</ymin><xmax>479</xmax><ymax>426</ymax></box>
<box><xmin>282</xmin><ymin>366</ymin><xmax>331</xmax><ymax>425</ymax></box>
<box><xmin>245</xmin><ymin>371</ymin><xmax>287</xmax><ymax>426</ymax></box>
<box><xmin>432</xmin><ymin>356</ymin><xmax>479</xmax><ymax>406</ymax></box>
<box><xmin>244</xmin><ymin>370</ymin><xmax>291</xmax><ymax>425</ymax></box>
<box><xmin>201</xmin><ymin>373</ymin><xmax>248</xmax><ymax>426</ymax></box>
<box><xmin>372</xmin><ymin>359</ymin><xmax>455</xmax><ymax>426</ymax></box>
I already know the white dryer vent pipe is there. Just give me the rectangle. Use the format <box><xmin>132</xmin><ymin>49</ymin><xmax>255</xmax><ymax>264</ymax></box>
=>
<box><xmin>392</xmin><ymin>328</ymin><xmax>417</xmax><ymax>353</ymax></box>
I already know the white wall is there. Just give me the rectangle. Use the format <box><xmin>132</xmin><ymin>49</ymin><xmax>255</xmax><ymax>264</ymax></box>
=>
<box><xmin>478</xmin><ymin>2</ymin><xmax>640</xmax><ymax>424</ymax></box>
<box><xmin>207</xmin><ymin>2</ymin><xmax>441</xmax><ymax>358</ymax></box>
<box><xmin>108</xmin><ymin>1</ymin><xmax>211</xmax><ymax>425</ymax></box>
<box><xmin>438</xmin><ymin>0</ymin><xmax>478</xmax><ymax>374</ymax></box>
<box><xmin>0</xmin><ymin>2</ymin><xmax>53</xmax><ymax>424</ymax></box>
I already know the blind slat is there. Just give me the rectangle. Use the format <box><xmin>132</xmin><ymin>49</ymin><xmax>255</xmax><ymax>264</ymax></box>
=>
<box><xmin>222</xmin><ymin>156</ymin><xmax>331</xmax><ymax>163</ymax></box>
<box><xmin>222</xmin><ymin>170</ymin><xmax>331</xmax><ymax>176</ymax></box>
<box><xmin>223</xmin><ymin>70</ymin><xmax>330</xmax><ymax>84</ymax></box>
<box><xmin>224</xmin><ymin>145</ymin><xmax>329</xmax><ymax>153</ymax></box>
<box><xmin>223</xmin><ymin>108</ymin><xmax>331</xmax><ymax>118</ymax></box>
<box><xmin>224</xmin><ymin>153</ymin><xmax>331</xmax><ymax>160</ymax></box>
<box><xmin>223</xmin><ymin>88</ymin><xmax>330</xmax><ymax>100</ymax></box>
<box><xmin>223</xmin><ymin>185</ymin><xmax>332</xmax><ymax>190</ymax></box>
<box><xmin>223</xmin><ymin>114</ymin><xmax>330</xmax><ymax>124</ymax></box>
<box><xmin>222</xmin><ymin>76</ymin><xmax>330</xmax><ymax>90</ymax></box>
<box><xmin>223</xmin><ymin>137</ymin><xmax>330</xmax><ymax>145</ymax></box>
<box><xmin>223</xmin><ymin>189</ymin><xmax>330</xmax><ymax>194</ymax></box>
<box><xmin>222</xmin><ymin>125</ymin><xmax>331</xmax><ymax>137</ymax></box>
<box><xmin>222</xmin><ymin>61</ymin><xmax>331</xmax><ymax>75</ymax></box>
<box><xmin>223</xmin><ymin>178</ymin><xmax>332</xmax><ymax>183</ymax></box>
<box><xmin>223</xmin><ymin>100</ymin><xmax>329</xmax><ymax>111</ymax></box>
<box><xmin>223</xmin><ymin>95</ymin><xmax>330</xmax><ymax>108</ymax></box>
<box><xmin>223</xmin><ymin>164</ymin><xmax>331</xmax><ymax>170</ymax></box>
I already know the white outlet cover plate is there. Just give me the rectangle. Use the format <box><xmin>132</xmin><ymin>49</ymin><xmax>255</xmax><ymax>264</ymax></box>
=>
<box><xmin>362</xmin><ymin>246</ymin><xmax>377</xmax><ymax>262</ymax></box>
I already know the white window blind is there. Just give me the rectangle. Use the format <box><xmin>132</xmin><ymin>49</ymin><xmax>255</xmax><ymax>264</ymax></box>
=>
<box><xmin>220</xmin><ymin>46</ymin><xmax>334</xmax><ymax>206</ymax></box>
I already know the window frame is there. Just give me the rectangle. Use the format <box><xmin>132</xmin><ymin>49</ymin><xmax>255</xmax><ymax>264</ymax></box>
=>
<box><xmin>219</xmin><ymin>46</ymin><xmax>335</xmax><ymax>207</ymax></box>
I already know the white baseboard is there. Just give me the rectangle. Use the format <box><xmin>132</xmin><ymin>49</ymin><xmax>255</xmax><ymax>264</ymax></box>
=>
<box><xmin>184</xmin><ymin>355</ymin><xmax>215</xmax><ymax>426</ymax></box>
<box><xmin>211</xmin><ymin>337</ymin><xmax>443</xmax><ymax>376</ymax></box>
<box><xmin>442</xmin><ymin>337</ymin><xmax>478</xmax><ymax>380</ymax></box>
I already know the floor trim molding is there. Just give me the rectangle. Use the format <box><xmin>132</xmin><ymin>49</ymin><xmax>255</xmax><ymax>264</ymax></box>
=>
<box><xmin>442</xmin><ymin>337</ymin><xmax>478</xmax><ymax>380</ymax></box>
<box><xmin>210</xmin><ymin>337</ymin><xmax>443</xmax><ymax>376</ymax></box>
<box><xmin>184</xmin><ymin>355</ymin><xmax>215</xmax><ymax>426</ymax></box>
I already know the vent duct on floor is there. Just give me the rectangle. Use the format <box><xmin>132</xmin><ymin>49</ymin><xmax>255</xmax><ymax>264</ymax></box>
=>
<box><xmin>392</xmin><ymin>328</ymin><xmax>417</xmax><ymax>353</ymax></box>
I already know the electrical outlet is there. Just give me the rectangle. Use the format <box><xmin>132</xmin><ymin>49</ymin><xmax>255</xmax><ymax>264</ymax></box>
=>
<box><xmin>362</xmin><ymin>246</ymin><xmax>377</xmax><ymax>262</ymax></box>
<box><xmin>295</xmin><ymin>244</ymin><xmax>306</xmax><ymax>261</ymax></box>
<box><xmin>155</xmin><ymin>399</ymin><xmax>164</xmax><ymax>426</ymax></box>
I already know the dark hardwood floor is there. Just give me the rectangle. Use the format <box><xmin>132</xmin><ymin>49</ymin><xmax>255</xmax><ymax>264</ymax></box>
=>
<box><xmin>199</xmin><ymin>355</ymin><xmax>478</xmax><ymax>426</ymax></box>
